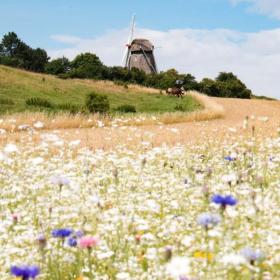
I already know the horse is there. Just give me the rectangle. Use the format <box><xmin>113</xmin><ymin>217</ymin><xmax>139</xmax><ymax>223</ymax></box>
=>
<box><xmin>166</xmin><ymin>87</ymin><xmax>185</xmax><ymax>98</ymax></box>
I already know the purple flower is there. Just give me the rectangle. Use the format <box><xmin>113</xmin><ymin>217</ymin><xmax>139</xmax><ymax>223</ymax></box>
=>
<box><xmin>212</xmin><ymin>195</ymin><xmax>237</xmax><ymax>208</ymax></box>
<box><xmin>240</xmin><ymin>247</ymin><xmax>264</xmax><ymax>264</ymax></box>
<box><xmin>197</xmin><ymin>213</ymin><xmax>221</xmax><ymax>228</ymax></box>
<box><xmin>179</xmin><ymin>277</ymin><xmax>190</xmax><ymax>280</ymax></box>
<box><xmin>11</xmin><ymin>265</ymin><xmax>40</xmax><ymax>279</ymax></box>
<box><xmin>52</xmin><ymin>228</ymin><xmax>72</xmax><ymax>238</ymax></box>
<box><xmin>75</xmin><ymin>230</ymin><xmax>84</xmax><ymax>238</ymax></box>
<box><xmin>224</xmin><ymin>156</ymin><xmax>235</xmax><ymax>162</ymax></box>
<box><xmin>67</xmin><ymin>237</ymin><xmax>77</xmax><ymax>247</ymax></box>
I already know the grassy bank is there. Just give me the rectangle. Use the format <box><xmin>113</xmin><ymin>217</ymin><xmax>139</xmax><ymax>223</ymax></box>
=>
<box><xmin>0</xmin><ymin>65</ymin><xmax>201</xmax><ymax>114</ymax></box>
<box><xmin>0</xmin><ymin>91</ymin><xmax>225</xmax><ymax>133</ymax></box>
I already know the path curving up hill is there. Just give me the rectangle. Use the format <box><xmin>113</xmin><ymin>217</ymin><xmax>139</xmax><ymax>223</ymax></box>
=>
<box><xmin>1</xmin><ymin>96</ymin><xmax>279</xmax><ymax>150</ymax></box>
<box><xmin>55</xmin><ymin>97</ymin><xmax>280</xmax><ymax>149</ymax></box>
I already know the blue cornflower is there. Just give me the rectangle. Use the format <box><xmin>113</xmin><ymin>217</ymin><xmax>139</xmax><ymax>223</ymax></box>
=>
<box><xmin>67</xmin><ymin>237</ymin><xmax>77</xmax><ymax>247</ymax></box>
<box><xmin>224</xmin><ymin>156</ymin><xmax>235</xmax><ymax>162</ymax></box>
<box><xmin>197</xmin><ymin>213</ymin><xmax>221</xmax><ymax>228</ymax></box>
<box><xmin>11</xmin><ymin>265</ymin><xmax>40</xmax><ymax>279</ymax></box>
<box><xmin>212</xmin><ymin>194</ymin><xmax>237</xmax><ymax>208</ymax></box>
<box><xmin>240</xmin><ymin>247</ymin><xmax>264</xmax><ymax>264</ymax></box>
<box><xmin>52</xmin><ymin>228</ymin><xmax>72</xmax><ymax>238</ymax></box>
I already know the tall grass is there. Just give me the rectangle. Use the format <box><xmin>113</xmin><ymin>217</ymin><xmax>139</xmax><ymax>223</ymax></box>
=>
<box><xmin>0</xmin><ymin>91</ymin><xmax>224</xmax><ymax>133</ymax></box>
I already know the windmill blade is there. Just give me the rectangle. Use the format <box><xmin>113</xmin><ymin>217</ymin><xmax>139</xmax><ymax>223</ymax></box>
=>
<box><xmin>129</xmin><ymin>15</ymin><xmax>136</xmax><ymax>44</ymax></box>
<box><xmin>153</xmin><ymin>49</ymin><xmax>159</xmax><ymax>73</ymax></box>
<box><xmin>125</xmin><ymin>51</ymin><xmax>131</xmax><ymax>70</ymax></box>
<box><xmin>154</xmin><ymin>59</ymin><xmax>158</xmax><ymax>73</ymax></box>
<box><xmin>121</xmin><ymin>15</ymin><xmax>136</xmax><ymax>67</ymax></box>
<box><xmin>121</xmin><ymin>48</ymin><xmax>129</xmax><ymax>67</ymax></box>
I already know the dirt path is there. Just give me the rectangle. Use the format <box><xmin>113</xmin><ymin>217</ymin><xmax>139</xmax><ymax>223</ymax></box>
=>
<box><xmin>55</xmin><ymin>97</ymin><xmax>280</xmax><ymax>149</ymax></box>
<box><xmin>1</xmin><ymin>97</ymin><xmax>279</xmax><ymax>150</ymax></box>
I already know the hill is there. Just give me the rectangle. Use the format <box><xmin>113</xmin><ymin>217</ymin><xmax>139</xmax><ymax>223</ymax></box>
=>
<box><xmin>0</xmin><ymin>65</ymin><xmax>201</xmax><ymax>115</ymax></box>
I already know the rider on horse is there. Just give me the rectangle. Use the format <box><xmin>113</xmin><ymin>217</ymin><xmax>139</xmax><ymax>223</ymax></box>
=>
<box><xmin>166</xmin><ymin>80</ymin><xmax>185</xmax><ymax>98</ymax></box>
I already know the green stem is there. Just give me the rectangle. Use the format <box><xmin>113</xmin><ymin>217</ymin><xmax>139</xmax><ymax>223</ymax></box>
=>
<box><xmin>88</xmin><ymin>248</ymin><xmax>93</xmax><ymax>279</ymax></box>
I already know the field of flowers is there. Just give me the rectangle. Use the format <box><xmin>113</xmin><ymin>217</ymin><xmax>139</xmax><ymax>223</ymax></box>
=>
<box><xmin>0</xmin><ymin>129</ymin><xmax>279</xmax><ymax>279</ymax></box>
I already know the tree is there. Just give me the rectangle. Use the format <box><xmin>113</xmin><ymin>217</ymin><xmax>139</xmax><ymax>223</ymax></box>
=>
<box><xmin>216</xmin><ymin>72</ymin><xmax>237</xmax><ymax>82</ymax></box>
<box><xmin>71</xmin><ymin>53</ymin><xmax>102</xmax><ymax>68</ymax></box>
<box><xmin>0</xmin><ymin>32</ymin><xmax>26</xmax><ymax>67</ymax></box>
<box><xmin>29</xmin><ymin>48</ymin><xmax>49</xmax><ymax>72</ymax></box>
<box><xmin>216</xmin><ymin>72</ymin><xmax>252</xmax><ymax>99</ymax></box>
<box><xmin>0</xmin><ymin>32</ymin><xmax>22</xmax><ymax>57</ymax></box>
<box><xmin>107</xmin><ymin>66</ymin><xmax>131</xmax><ymax>82</ymax></box>
<box><xmin>198</xmin><ymin>73</ymin><xmax>252</xmax><ymax>99</ymax></box>
<box><xmin>199</xmin><ymin>78</ymin><xmax>221</xmax><ymax>97</ymax></box>
<box><xmin>144</xmin><ymin>69</ymin><xmax>180</xmax><ymax>89</ymax></box>
<box><xmin>181</xmin><ymin>74</ymin><xmax>199</xmax><ymax>91</ymax></box>
<box><xmin>0</xmin><ymin>32</ymin><xmax>49</xmax><ymax>72</ymax></box>
<box><xmin>130</xmin><ymin>68</ymin><xmax>146</xmax><ymax>84</ymax></box>
<box><xmin>45</xmin><ymin>57</ymin><xmax>71</xmax><ymax>75</ymax></box>
<box><xmin>158</xmin><ymin>69</ymin><xmax>180</xmax><ymax>89</ymax></box>
<box><xmin>70</xmin><ymin>53</ymin><xmax>106</xmax><ymax>79</ymax></box>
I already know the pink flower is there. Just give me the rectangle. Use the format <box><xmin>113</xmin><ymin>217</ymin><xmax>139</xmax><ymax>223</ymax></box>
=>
<box><xmin>12</xmin><ymin>213</ymin><xmax>19</xmax><ymax>223</ymax></box>
<box><xmin>79</xmin><ymin>236</ymin><xmax>99</xmax><ymax>249</ymax></box>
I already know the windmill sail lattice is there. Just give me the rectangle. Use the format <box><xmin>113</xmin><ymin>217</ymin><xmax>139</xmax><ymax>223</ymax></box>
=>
<box><xmin>122</xmin><ymin>16</ymin><xmax>158</xmax><ymax>74</ymax></box>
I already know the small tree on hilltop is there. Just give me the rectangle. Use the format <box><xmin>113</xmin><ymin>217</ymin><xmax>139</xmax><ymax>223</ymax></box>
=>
<box><xmin>45</xmin><ymin>57</ymin><xmax>70</xmax><ymax>75</ymax></box>
<box><xmin>70</xmin><ymin>53</ymin><xmax>106</xmax><ymax>79</ymax></box>
<box><xmin>216</xmin><ymin>72</ymin><xmax>252</xmax><ymax>99</ymax></box>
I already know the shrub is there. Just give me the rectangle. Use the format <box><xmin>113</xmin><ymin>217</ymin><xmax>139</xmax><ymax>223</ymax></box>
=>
<box><xmin>115</xmin><ymin>104</ymin><xmax>136</xmax><ymax>113</ymax></box>
<box><xmin>25</xmin><ymin>97</ymin><xmax>54</xmax><ymax>108</ymax></box>
<box><xmin>174</xmin><ymin>104</ymin><xmax>186</xmax><ymax>112</ymax></box>
<box><xmin>0</xmin><ymin>98</ymin><xmax>14</xmax><ymax>105</ymax></box>
<box><xmin>45</xmin><ymin>57</ymin><xmax>70</xmax><ymax>75</ymax></box>
<box><xmin>57</xmin><ymin>103</ymin><xmax>81</xmax><ymax>114</ymax></box>
<box><xmin>85</xmin><ymin>92</ymin><xmax>110</xmax><ymax>114</ymax></box>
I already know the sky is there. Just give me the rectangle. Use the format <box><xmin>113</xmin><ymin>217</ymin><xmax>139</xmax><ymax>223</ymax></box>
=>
<box><xmin>1</xmin><ymin>0</ymin><xmax>280</xmax><ymax>98</ymax></box>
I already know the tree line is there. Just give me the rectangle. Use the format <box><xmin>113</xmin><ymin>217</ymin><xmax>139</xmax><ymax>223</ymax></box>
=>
<box><xmin>0</xmin><ymin>32</ymin><xmax>252</xmax><ymax>99</ymax></box>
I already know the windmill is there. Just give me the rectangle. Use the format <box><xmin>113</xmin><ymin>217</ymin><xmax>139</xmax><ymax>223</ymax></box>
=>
<box><xmin>122</xmin><ymin>16</ymin><xmax>158</xmax><ymax>74</ymax></box>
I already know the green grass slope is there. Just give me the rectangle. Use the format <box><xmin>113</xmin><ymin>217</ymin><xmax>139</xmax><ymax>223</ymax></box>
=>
<box><xmin>0</xmin><ymin>65</ymin><xmax>201</xmax><ymax>115</ymax></box>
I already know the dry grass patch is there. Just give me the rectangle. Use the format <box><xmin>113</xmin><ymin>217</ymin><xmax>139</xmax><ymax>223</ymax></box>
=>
<box><xmin>0</xmin><ymin>91</ymin><xmax>224</xmax><ymax>133</ymax></box>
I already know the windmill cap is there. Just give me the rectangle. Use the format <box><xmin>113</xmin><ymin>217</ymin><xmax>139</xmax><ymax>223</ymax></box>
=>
<box><xmin>130</xmin><ymin>39</ymin><xmax>154</xmax><ymax>52</ymax></box>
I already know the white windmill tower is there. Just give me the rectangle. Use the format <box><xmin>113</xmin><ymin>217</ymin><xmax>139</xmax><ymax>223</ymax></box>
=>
<box><xmin>122</xmin><ymin>16</ymin><xmax>158</xmax><ymax>74</ymax></box>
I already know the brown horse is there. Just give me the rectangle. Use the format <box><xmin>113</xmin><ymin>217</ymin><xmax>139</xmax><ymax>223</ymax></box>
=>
<box><xmin>166</xmin><ymin>87</ymin><xmax>184</xmax><ymax>98</ymax></box>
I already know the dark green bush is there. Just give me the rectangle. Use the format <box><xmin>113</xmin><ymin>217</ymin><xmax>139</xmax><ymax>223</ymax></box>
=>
<box><xmin>115</xmin><ymin>104</ymin><xmax>136</xmax><ymax>113</ymax></box>
<box><xmin>85</xmin><ymin>92</ymin><xmax>110</xmax><ymax>114</ymax></box>
<box><xmin>174</xmin><ymin>104</ymin><xmax>186</xmax><ymax>112</ymax></box>
<box><xmin>57</xmin><ymin>103</ymin><xmax>81</xmax><ymax>114</ymax></box>
<box><xmin>25</xmin><ymin>97</ymin><xmax>54</xmax><ymax>108</ymax></box>
<box><xmin>199</xmin><ymin>72</ymin><xmax>252</xmax><ymax>99</ymax></box>
<box><xmin>45</xmin><ymin>57</ymin><xmax>70</xmax><ymax>75</ymax></box>
<box><xmin>0</xmin><ymin>98</ymin><xmax>14</xmax><ymax>105</ymax></box>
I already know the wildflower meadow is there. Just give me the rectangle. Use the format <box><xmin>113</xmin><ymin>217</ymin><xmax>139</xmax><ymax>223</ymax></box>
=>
<box><xmin>0</xmin><ymin>127</ymin><xmax>279</xmax><ymax>280</ymax></box>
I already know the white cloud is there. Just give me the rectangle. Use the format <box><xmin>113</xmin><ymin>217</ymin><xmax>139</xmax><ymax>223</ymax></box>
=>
<box><xmin>48</xmin><ymin>27</ymin><xmax>280</xmax><ymax>99</ymax></box>
<box><xmin>50</xmin><ymin>35</ymin><xmax>82</xmax><ymax>45</ymax></box>
<box><xmin>230</xmin><ymin>0</ymin><xmax>280</xmax><ymax>19</ymax></box>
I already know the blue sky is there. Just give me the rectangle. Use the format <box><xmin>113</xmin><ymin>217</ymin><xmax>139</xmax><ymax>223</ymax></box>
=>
<box><xmin>1</xmin><ymin>0</ymin><xmax>280</xmax><ymax>98</ymax></box>
<box><xmin>0</xmin><ymin>0</ymin><xmax>279</xmax><ymax>48</ymax></box>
